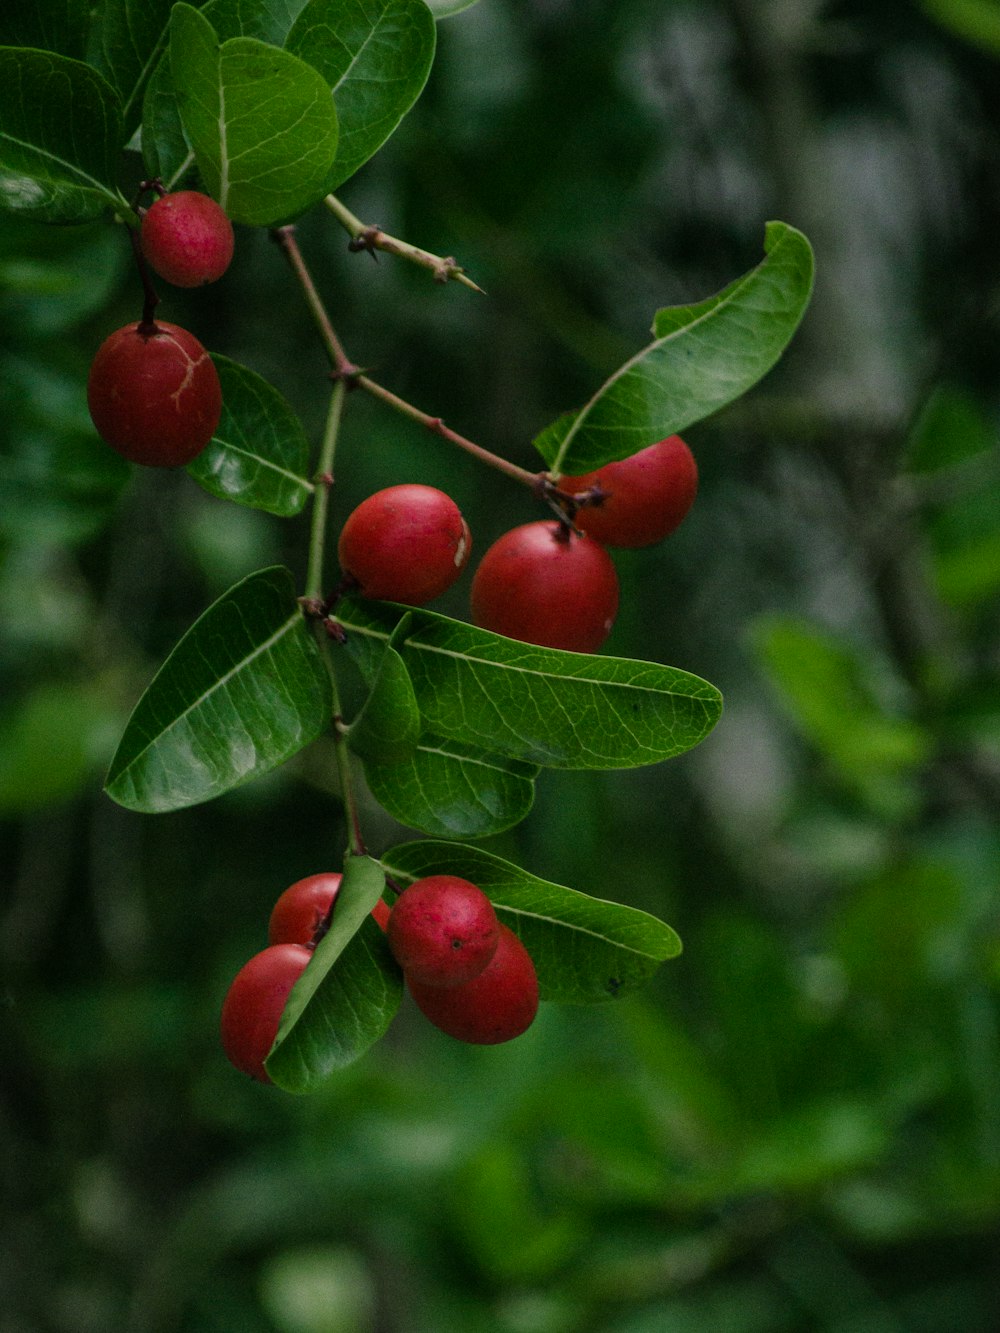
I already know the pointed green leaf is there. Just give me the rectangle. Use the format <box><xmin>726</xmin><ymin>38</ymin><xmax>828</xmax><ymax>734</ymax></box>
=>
<box><xmin>346</xmin><ymin>617</ymin><xmax>421</xmax><ymax>762</ymax></box>
<box><xmin>363</xmin><ymin>737</ymin><xmax>538</xmax><ymax>838</ymax></box>
<box><xmin>0</xmin><ymin>48</ymin><xmax>126</xmax><ymax>221</ymax></box>
<box><xmin>105</xmin><ymin>566</ymin><xmax>331</xmax><ymax>812</ymax></box>
<box><xmin>535</xmin><ymin>221</ymin><xmax>815</xmax><ymax>475</ymax></box>
<box><xmin>287</xmin><ymin>0</ymin><xmax>436</xmax><ymax>189</ymax></box>
<box><xmin>170</xmin><ymin>3</ymin><xmax>339</xmax><ymax>225</ymax></box>
<box><xmin>89</xmin><ymin>0</ymin><xmax>176</xmax><ymax>135</ymax></box>
<box><xmin>384</xmin><ymin>841</ymin><xmax>682</xmax><ymax>1003</ymax></box>
<box><xmin>187</xmin><ymin>356</ymin><xmax>314</xmax><ymax>516</ymax></box>
<box><xmin>266</xmin><ymin>853</ymin><xmax>402</xmax><ymax>1091</ymax></box>
<box><xmin>339</xmin><ymin>595</ymin><xmax>722</xmax><ymax>771</ymax></box>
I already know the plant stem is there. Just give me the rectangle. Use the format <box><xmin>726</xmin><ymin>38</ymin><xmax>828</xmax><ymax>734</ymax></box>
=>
<box><xmin>325</xmin><ymin>193</ymin><xmax>485</xmax><ymax>294</ymax></box>
<box><xmin>354</xmin><ymin>373</ymin><xmax>542</xmax><ymax>488</ymax></box>
<box><xmin>271</xmin><ymin>225</ymin><xmax>357</xmax><ymax>377</ymax></box>
<box><xmin>306</xmin><ymin>379</ymin><xmax>346</xmax><ymax>601</ymax></box>
<box><xmin>128</xmin><ymin>227</ymin><xmax>160</xmax><ymax>330</ymax></box>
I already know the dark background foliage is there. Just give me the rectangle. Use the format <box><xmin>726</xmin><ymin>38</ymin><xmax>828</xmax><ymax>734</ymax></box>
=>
<box><xmin>2</xmin><ymin>0</ymin><xmax>1000</xmax><ymax>1329</ymax></box>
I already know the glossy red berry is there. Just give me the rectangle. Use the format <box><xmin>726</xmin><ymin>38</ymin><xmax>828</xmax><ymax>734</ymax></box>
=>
<box><xmin>87</xmin><ymin>320</ymin><xmax>222</xmax><ymax>467</ymax></box>
<box><xmin>406</xmin><ymin>924</ymin><xmax>539</xmax><ymax>1044</ymax></box>
<box><xmin>140</xmin><ymin>191</ymin><xmax>234</xmax><ymax>288</ymax></box>
<box><xmin>268</xmin><ymin>873</ymin><xmax>342</xmax><ymax>947</ymax></box>
<box><xmin>559</xmin><ymin>435</ymin><xmax>698</xmax><ymax>548</ymax></box>
<box><xmin>220</xmin><ymin>943</ymin><xmax>311</xmax><ymax>1083</ymax></box>
<box><xmin>388</xmin><ymin>875</ymin><xmax>500</xmax><ymax>987</ymax></box>
<box><xmin>470</xmin><ymin>520</ymin><xmax>619</xmax><ymax>653</ymax></box>
<box><xmin>338</xmin><ymin>484</ymin><xmax>472</xmax><ymax>605</ymax></box>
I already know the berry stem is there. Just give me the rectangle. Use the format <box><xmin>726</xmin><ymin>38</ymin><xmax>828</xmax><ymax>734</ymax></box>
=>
<box><xmin>127</xmin><ymin>226</ymin><xmax>160</xmax><ymax>331</ymax></box>
<box><xmin>305</xmin><ymin>381</ymin><xmax>346</xmax><ymax>601</ymax></box>
<box><xmin>324</xmin><ymin>193</ymin><xmax>485</xmax><ymax>294</ymax></box>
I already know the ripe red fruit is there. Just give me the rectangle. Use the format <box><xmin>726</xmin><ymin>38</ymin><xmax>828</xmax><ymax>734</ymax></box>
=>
<box><xmin>559</xmin><ymin>435</ymin><xmax>698</xmax><ymax>548</ymax></box>
<box><xmin>268</xmin><ymin>873</ymin><xmax>342</xmax><ymax>947</ymax></box>
<box><xmin>268</xmin><ymin>872</ymin><xmax>390</xmax><ymax>944</ymax></box>
<box><xmin>140</xmin><ymin>191</ymin><xmax>234</xmax><ymax>288</ymax></box>
<box><xmin>338</xmin><ymin>484</ymin><xmax>472</xmax><ymax>605</ymax></box>
<box><xmin>219</xmin><ymin>943</ymin><xmax>311</xmax><ymax>1083</ymax></box>
<box><xmin>406</xmin><ymin>924</ymin><xmax>539</xmax><ymax>1044</ymax></box>
<box><xmin>387</xmin><ymin>875</ymin><xmax>500</xmax><ymax>987</ymax></box>
<box><xmin>87</xmin><ymin>320</ymin><xmax>222</xmax><ymax>467</ymax></box>
<box><xmin>470</xmin><ymin>521</ymin><xmax>619</xmax><ymax>653</ymax></box>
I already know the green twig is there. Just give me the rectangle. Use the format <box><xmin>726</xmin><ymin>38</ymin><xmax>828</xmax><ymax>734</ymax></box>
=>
<box><xmin>325</xmin><ymin>193</ymin><xmax>485</xmax><ymax>294</ymax></box>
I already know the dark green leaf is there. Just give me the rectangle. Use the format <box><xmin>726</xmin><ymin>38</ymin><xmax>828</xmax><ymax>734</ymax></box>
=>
<box><xmin>266</xmin><ymin>853</ymin><xmax>402</xmax><ymax>1091</ymax></box>
<box><xmin>906</xmin><ymin>383</ymin><xmax>998</xmax><ymax>474</ymax></box>
<box><xmin>362</xmin><ymin>737</ymin><xmax>538</xmax><ymax>838</ymax></box>
<box><xmin>0</xmin><ymin>679</ymin><xmax>119</xmax><ymax>813</ymax></box>
<box><xmin>287</xmin><ymin>0</ymin><xmax>436</xmax><ymax>189</ymax></box>
<box><xmin>105</xmin><ymin>566</ymin><xmax>332</xmax><ymax>812</ymax></box>
<box><xmin>140</xmin><ymin>51</ymin><xmax>194</xmax><ymax>187</ymax></box>
<box><xmin>0</xmin><ymin>48</ymin><xmax>126</xmax><ymax>221</ymax></box>
<box><xmin>187</xmin><ymin>356</ymin><xmax>314</xmax><ymax>516</ymax></box>
<box><xmin>170</xmin><ymin>3</ymin><xmax>339</xmax><ymax>226</ymax></box>
<box><xmin>0</xmin><ymin>0</ymin><xmax>90</xmax><ymax>59</ymax></box>
<box><xmin>89</xmin><ymin>0</ymin><xmax>176</xmax><ymax>135</ymax></box>
<box><xmin>339</xmin><ymin>595</ymin><xmax>722</xmax><ymax>771</ymax></box>
<box><xmin>534</xmin><ymin>221</ymin><xmax>815</xmax><ymax>475</ymax></box>
<box><xmin>383</xmin><ymin>841</ymin><xmax>682</xmax><ymax>1003</ymax></box>
<box><xmin>346</xmin><ymin>619</ymin><xmax>421</xmax><ymax>762</ymax></box>
<box><xmin>203</xmin><ymin>0</ymin><xmax>311</xmax><ymax>44</ymax></box>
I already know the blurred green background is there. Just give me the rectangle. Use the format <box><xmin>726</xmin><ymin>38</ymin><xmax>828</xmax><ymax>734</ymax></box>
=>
<box><xmin>3</xmin><ymin>0</ymin><xmax>1000</xmax><ymax>1329</ymax></box>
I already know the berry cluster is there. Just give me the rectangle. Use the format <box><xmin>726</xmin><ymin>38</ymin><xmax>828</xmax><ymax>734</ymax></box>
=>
<box><xmin>335</xmin><ymin>434</ymin><xmax>698</xmax><ymax>653</ymax></box>
<box><xmin>220</xmin><ymin>872</ymin><xmax>538</xmax><ymax>1082</ymax></box>
<box><xmin>87</xmin><ymin>189</ymin><xmax>233</xmax><ymax>468</ymax></box>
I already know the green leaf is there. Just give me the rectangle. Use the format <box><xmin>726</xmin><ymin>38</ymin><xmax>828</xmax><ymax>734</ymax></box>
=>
<box><xmin>346</xmin><ymin>617</ymin><xmax>421</xmax><ymax>762</ymax></box>
<box><xmin>187</xmin><ymin>356</ymin><xmax>314</xmax><ymax>516</ymax></box>
<box><xmin>105</xmin><ymin>566</ymin><xmax>332</xmax><ymax>812</ymax></box>
<box><xmin>203</xmin><ymin>0</ymin><xmax>311</xmax><ymax>44</ymax></box>
<box><xmin>339</xmin><ymin>595</ymin><xmax>722</xmax><ymax>771</ymax></box>
<box><xmin>0</xmin><ymin>679</ymin><xmax>119</xmax><ymax>814</ymax></box>
<box><xmin>265</xmin><ymin>853</ymin><xmax>402</xmax><ymax>1091</ymax></box>
<box><xmin>0</xmin><ymin>48</ymin><xmax>126</xmax><ymax>221</ymax></box>
<box><xmin>535</xmin><ymin>221</ymin><xmax>815</xmax><ymax>475</ymax></box>
<box><xmin>140</xmin><ymin>50</ymin><xmax>194</xmax><ymax>187</ymax></box>
<box><xmin>170</xmin><ymin>3</ymin><xmax>339</xmax><ymax>225</ymax></box>
<box><xmin>921</xmin><ymin>0</ymin><xmax>1000</xmax><ymax>54</ymax></box>
<box><xmin>754</xmin><ymin>615</ymin><xmax>931</xmax><ymax>818</ymax></box>
<box><xmin>425</xmin><ymin>0</ymin><xmax>481</xmax><ymax>15</ymax></box>
<box><xmin>0</xmin><ymin>1</ymin><xmax>90</xmax><ymax>59</ymax></box>
<box><xmin>286</xmin><ymin>0</ymin><xmax>436</xmax><ymax>189</ymax></box>
<box><xmin>362</xmin><ymin>737</ymin><xmax>538</xmax><ymax>838</ymax></box>
<box><xmin>89</xmin><ymin>0</ymin><xmax>176</xmax><ymax>135</ymax></box>
<box><xmin>906</xmin><ymin>383</ymin><xmax>998</xmax><ymax>474</ymax></box>
<box><xmin>383</xmin><ymin>841</ymin><xmax>682</xmax><ymax>1003</ymax></box>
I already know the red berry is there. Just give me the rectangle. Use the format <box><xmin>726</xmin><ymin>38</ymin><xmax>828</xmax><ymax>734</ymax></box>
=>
<box><xmin>406</xmin><ymin>924</ymin><xmax>539</xmax><ymax>1044</ymax></box>
<box><xmin>87</xmin><ymin>320</ymin><xmax>222</xmax><ymax>467</ymax></box>
<box><xmin>388</xmin><ymin>875</ymin><xmax>500</xmax><ymax>987</ymax></box>
<box><xmin>338</xmin><ymin>484</ymin><xmax>472</xmax><ymax>605</ymax></box>
<box><xmin>268</xmin><ymin>873</ymin><xmax>342</xmax><ymax>947</ymax></box>
<box><xmin>470</xmin><ymin>521</ymin><xmax>619</xmax><ymax>653</ymax></box>
<box><xmin>372</xmin><ymin>897</ymin><xmax>390</xmax><ymax>932</ymax></box>
<box><xmin>219</xmin><ymin>943</ymin><xmax>311</xmax><ymax>1083</ymax></box>
<box><xmin>559</xmin><ymin>435</ymin><xmax>698</xmax><ymax>548</ymax></box>
<box><xmin>140</xmin><ymin>191</ymin><xmax>234</xmax><ymax>288</ymax></box>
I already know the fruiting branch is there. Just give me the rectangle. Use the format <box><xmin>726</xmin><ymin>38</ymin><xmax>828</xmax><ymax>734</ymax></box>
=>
<box><xmin>325</xmin><ymin>193</ymin><xmax>485</xmax><ymax>294</ymax></box>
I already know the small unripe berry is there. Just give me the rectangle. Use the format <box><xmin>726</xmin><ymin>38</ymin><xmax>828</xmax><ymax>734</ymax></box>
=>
<box><xmin>388</xmin><ymin>875</ymin><xmax>500</xmax><ymax>987</ymax></box>
<box><xmin>560</xmin><ymin>435</ymin><xmax>698</xmax><ymax>548</ymax></box>
<box><xmin>87</xmin><ymin>320</ymin><xmax>222</xmax><ymax>467</ymax></box>
<box><xmin>406</xmin><ymin>924</ymin><xmax>539</xmax><ymax>1044</ymax></box>
<box><xmin>220</xmin><ymin>943</ymin><xmax>311</xmax><ymax>1082</ymax></box>
<box><xmin>140</xmin><ymin>191</ymin><xmax>234</xmax><ymax>287</ymax></box>
<box><xmin>338</xmin><ymin>484</ymin><xmax>472</xmax><ymax>605</ymax></box>
<box><xmin>470</xmin><ymin>521</ymin><xmax>619</xmax><ymax>653</ymax></box>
